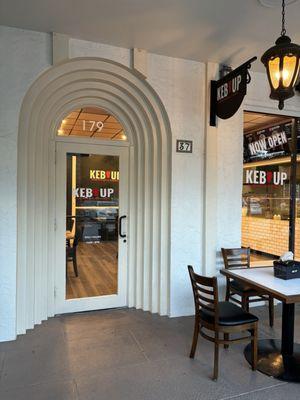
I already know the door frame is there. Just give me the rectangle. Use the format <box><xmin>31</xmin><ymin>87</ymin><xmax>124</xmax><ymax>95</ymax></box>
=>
<box><xmin>54</xmin><ymin>140</ymin><xmax>129</xmax><ymax>314</ymax></box>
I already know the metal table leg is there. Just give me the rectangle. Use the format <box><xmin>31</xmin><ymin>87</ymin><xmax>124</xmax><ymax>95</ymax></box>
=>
<box><xmin>244</xmin><ymin>302</ymin><xmax>300</xmax><ymax>382</ymax></box>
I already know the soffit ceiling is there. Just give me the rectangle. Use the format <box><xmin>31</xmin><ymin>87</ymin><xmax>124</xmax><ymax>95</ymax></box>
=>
<box><xmin>0</xmin><ymin>0</ymin><xmax>299</xmax><ymax>71</ymax></box>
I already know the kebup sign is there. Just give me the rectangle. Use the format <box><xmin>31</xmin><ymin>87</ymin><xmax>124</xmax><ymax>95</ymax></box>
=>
<box><xmin>210</xmin><ymin>57</ymin><xmax>257</xmax><ymax>126</ymax></box>
<box><xmin>73</xmin><ymin>187</ymin><xmax>114</xmax><ymax>199</ymax></box>
<box><xmin>89</xmin><ymin>169</ymin><xmax>119</xmax><ymax>181</ymax></box>
<box><xmin>245</xmin><ymin>170</ymin><xmax>287</xmax><ymax>186</ymax></box>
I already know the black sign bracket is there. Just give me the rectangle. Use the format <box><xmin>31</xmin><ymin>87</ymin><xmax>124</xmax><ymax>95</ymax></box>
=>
<box><xmin>210</xmin><ymin>57</ymin><xmax>257</xmax><ymax>127</ymax></box>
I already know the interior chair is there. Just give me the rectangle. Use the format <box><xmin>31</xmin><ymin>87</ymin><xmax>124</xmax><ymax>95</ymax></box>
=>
<box><xmin>66</xmin><ymin>216</ymin><xmax>75</xmax><ymax>246</ymax></box>
<box><xmin>221</xmin><ymin>247</ymin><xmax>274</xmax><ymax>327</ymax></box>
<box><xmin>103</xmin><ymin>220</ymin><xmax>117</xmax><ymax>241</ymax></box>
<box><xmin>66</xmin><ymin>233</ymin><xmax>79</xmax><ymax>277</ymax></box>
<box><xmin>188</xmin><ymin>265</ymin><xmax>258</xmax><ymax>381</ymax></box>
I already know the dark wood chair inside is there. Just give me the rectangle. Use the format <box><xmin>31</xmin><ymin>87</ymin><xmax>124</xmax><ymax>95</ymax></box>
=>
<box><xmin>66</xmin><ymin>233</ymin><xmax>79</xmax><ymax>277</ymax></box>
<box><xmin>221</xmin><ymin>247</ymin><xmax>274</xmax><ymax>327</ymax></box>
<box><xmin>188</xmin><ymin>265</ymin><xmax>258</xmax><ymax>381</ymax></box>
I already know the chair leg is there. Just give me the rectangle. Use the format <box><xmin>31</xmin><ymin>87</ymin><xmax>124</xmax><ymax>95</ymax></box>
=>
<box><xmin>213</xmin><ymin>336</ymin><xmax>219</xmax><ymax>381</ymax></box>
<box><xmin>242</xmin><ymin>295</ymin><xmax>249</xmax><ymax>312</ymax></box>
<box><xmin>268</xmin><ymin>296</ymin><xmax>274</xmax><ymax>327</ymax></box>
<box><xmin>224</xmin><ymin>333</ymin><xmax>229</xmax><ymax>349</ymax></box>
<box><xmin>73</xmin><ymin>255</ymin><xmax>78</xmax><ymax>277</ymax></box>
<box><xmin>225</xmin><ymin>282</ymin><xmax>230</xmax><ymax>301</ymax></box>
<box><xmin>251</xmin><ymin>325</ymin><xmax>258</xmax><ymax>371</ymax></box>
<box><xmin>189</xmin><ymin>317</ymin><xmax>199</xmax><ymax>358</ymax></box>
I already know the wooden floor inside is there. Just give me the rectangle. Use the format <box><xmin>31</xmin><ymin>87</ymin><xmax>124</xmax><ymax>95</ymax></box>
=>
<box><xmin>66</xmin><ymin>241</ymin><xmax>118</xmax><ymax>299</ymax></box>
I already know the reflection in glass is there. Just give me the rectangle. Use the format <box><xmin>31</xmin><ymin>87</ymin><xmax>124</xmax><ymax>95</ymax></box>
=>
<box><xmin>65</xmin><ymin>154</ymin><xmax>119</xmax><ymax>299</ymax></box>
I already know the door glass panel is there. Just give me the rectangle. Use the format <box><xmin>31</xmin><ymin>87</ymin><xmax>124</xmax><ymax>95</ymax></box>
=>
<box><xmin>66</xmin><ymin>153</ymin><xmax>119</xmax><ymax>299</ymax></box>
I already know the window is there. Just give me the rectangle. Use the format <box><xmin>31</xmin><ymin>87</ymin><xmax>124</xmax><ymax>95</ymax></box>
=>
<box><xmin>57</xmin><ymin>107</ymin><xmax>127</xmax><ymax>141</ymax></box>
<box><xmin>242</xmin><ymin>112</ymin><xmax>300</xmax><ymax>263</ymax></box>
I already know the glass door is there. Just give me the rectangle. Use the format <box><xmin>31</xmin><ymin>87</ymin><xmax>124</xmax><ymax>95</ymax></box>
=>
<box><xmin>55</xmin><ymin>142</ymin><xmax>128</xmax><ymax>314</ymax></box>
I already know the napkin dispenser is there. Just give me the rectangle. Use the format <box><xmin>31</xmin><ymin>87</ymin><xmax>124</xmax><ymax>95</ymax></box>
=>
<box><xmin>273</xmin><ymin>260</ymin><xmax>300</xmax><ymax>280</ymax></box>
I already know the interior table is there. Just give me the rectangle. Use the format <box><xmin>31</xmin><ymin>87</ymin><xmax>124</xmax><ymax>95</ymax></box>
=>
<box><xmin>220</xmin><ymin>267</ymin><xmax>300</xmax><ymax>382</ymax></box>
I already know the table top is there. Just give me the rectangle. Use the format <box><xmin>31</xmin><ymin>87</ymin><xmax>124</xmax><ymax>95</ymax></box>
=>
<box><xmin>220</xmin><ymin>267</ymin><xmax>300</xmax><ymax>304</ymax></box>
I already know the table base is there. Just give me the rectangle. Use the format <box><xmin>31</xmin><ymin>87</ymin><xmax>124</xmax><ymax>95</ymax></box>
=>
<box><xmin>244</xmin><ymin>339</ymin><xmax>300</xmax><ymax>382</ymax></box>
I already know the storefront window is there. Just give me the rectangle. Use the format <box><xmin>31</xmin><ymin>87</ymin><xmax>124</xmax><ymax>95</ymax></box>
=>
<box><xmin>242</xmin><ymin>113</ymin><xmax>300</xmax><ymax>263</ymax></box>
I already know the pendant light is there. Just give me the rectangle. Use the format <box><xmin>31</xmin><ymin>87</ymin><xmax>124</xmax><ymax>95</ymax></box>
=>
<box><xmin>261</xmin><ymin>0</ymin><xmax>300</xmax><ymax>109</ymax></box>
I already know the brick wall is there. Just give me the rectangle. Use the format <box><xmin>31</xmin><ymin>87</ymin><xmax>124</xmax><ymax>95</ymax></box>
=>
<box><xmin>242</xmin><ymin>216</ymin><xmax>300</xmax><ymax>259</ymax></box>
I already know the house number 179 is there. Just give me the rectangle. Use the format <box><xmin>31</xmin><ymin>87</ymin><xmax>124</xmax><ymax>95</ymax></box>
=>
<box><xmin>82</xmin><ymin>120</ymin><xmax>104</xmax><ymax>132</ymax></box>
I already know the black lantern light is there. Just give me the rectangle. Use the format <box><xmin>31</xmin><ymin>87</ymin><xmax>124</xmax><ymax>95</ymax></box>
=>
<box><xmin>261</xmin><ymin>0</ymin><xmax>300</xmax><ymax>109</ymax></box>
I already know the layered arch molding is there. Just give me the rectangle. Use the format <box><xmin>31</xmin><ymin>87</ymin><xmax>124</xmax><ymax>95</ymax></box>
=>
<box><xmin>17</xmin><ymin>58</ymin><xmax>171</xmax><ymax>334</ymax></box>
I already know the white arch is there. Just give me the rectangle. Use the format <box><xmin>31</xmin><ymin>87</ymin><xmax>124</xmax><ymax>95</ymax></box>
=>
<box><xmin>17</xmin><ymin>58</ymin><xmax>172</xmax><ymax>334</ymax></box>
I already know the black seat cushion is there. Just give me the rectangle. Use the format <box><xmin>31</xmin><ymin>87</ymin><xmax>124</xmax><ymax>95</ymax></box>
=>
<box><xmin>230</xmin><ymin>279</ymin><xmax>257</xmax><ymax>294</ymax></box>
<box><xmin>200</xmin><ymin>301</ymin><xmax>258</xmax><ymax>326</ymax></box>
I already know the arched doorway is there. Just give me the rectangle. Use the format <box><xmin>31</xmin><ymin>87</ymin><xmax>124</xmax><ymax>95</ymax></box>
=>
<box><xmin>17</xmin><ymin>58</ymin><xmax>172</xmax><ymax>335</ymax></box>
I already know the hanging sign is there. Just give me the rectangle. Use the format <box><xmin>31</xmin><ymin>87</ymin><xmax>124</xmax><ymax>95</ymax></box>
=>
<box><xmin>210</xmin><ymin>57</ymin><xmax>257</xmax><ymax>127</ymax></box>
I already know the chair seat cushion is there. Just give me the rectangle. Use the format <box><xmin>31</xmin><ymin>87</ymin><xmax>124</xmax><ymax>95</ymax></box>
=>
<box><xmin>200</xmin><ymin>301</ymin><xmax>258</xmax><ymax>326</ymax></box>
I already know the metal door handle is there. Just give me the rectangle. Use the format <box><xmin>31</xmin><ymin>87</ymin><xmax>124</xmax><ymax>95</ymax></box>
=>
<box><xmin>119</xmin><ymin>215</ymin><xmax>127</xmax><ymax>238</ymax></box>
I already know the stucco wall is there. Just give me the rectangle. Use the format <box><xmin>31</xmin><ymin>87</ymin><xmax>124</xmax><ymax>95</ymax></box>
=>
<box><xmin>0</xmin><ymin>26</ymin><xmax>52</xmax><ymax>341</ymax></box>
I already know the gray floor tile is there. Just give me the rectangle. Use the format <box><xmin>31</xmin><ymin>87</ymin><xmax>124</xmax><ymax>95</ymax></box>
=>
<box><xmin>0</xmin><ymin>318</ymin><xmax>66</xmax><ymax>353</ymax></box>
<box><xmin>0</xmin><ymin>341</ymin><xmax>72</xmax><ymax>390</ymax></box>
<box><xmin>221</xmin><ymin>382</ymin><xmax>297</xmax><ymax>400</ymax></box>
<box><xmin>64</xmin><ymin>328</ymin><xmax>147</xmax><ymax>379</ymax></box>
<box><xmin>75</xmin><ymin>353</ymin><xmax>275</xmax><ymax>400</ymax></box>
<box><xmin>0</xmin><ymin>306</ymin><xmax>299</xmax><ymax>399</ymax></box>
<box><xmin>0</xmin><ymin>378</ymin><xmax>77</xmax><ymax>400</ymax></box>
<box><xmin>0</xmin><ymin>352</ymin><xmax>5</xmax><ymax>374</ymax></box>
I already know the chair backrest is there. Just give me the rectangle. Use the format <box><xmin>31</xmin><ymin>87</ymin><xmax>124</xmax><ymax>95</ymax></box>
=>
<box><xmin>221</xmin><ymin>247</ymin><xmax>250</xmax><ymax>270</ymax></box>
<box><xmin>188</xmin><ymin>266</ymin><xmax>219</xmax><ymax>326</ymax></box>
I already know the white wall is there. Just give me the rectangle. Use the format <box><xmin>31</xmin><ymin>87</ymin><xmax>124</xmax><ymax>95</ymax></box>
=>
<box><xmin>0</xmin><ymin>26</ymin><xmax>51</xmax><ymax>341</ymax></box>
<box><xmin>147</xmin><ymin>54</ymin><xmax>205</xmax><ymax>317</ymax></box>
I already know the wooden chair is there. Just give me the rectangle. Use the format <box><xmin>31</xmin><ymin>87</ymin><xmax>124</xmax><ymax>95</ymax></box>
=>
<box><xmin>188</xmin><ymin>265</ymin><xmax>258</xmax><ymax>381</ymax></box>
<box><xmin>66</xmin><ymin>234</ymin><xmax>79</xmax><ymax>277</ymax></box>
<box><xmin>221</xmin><ymin>248</ymin><xmax>274</xmax><ymax>327</ymax></box>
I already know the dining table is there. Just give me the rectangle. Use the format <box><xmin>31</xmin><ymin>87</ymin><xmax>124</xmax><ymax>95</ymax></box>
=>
<box><xmin>220</xmin><ymin>266</ymin><xmax>300</xmax><ymax>382</ymax></box>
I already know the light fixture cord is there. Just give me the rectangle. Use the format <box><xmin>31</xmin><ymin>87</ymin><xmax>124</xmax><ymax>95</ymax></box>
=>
<box><xmin>281</xmin><ymin>0</ymin><xmax>286</xmax><ymax>36</ymax></box>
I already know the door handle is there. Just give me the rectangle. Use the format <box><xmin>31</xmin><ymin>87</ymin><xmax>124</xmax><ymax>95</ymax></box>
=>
<box><xmin>119</xmin><ymin>215</ymin><xmax>127</xmax><ymax>239</ymax></box>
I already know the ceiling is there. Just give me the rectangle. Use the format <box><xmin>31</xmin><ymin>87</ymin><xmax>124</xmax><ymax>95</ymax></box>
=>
<box><xmin>0</xmin><ymin>0</ymin><xmax>300</xmax><ymax>71</ymax></box>
<box><xmin>57</xmin><ymin>107</ymin><xmax>127</xmax><ymax>141</ymax></box>
<box><xmin>244</xmin><ymin>111</ymin><xmax>292</xmax><ymax>133</ymax></box>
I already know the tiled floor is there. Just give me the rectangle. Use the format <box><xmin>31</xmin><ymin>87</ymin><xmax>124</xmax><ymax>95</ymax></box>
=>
<box><xmin>0</xmin><ymin>305</ymin><xmax>299</xmax><ymax>399</ymax></box>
